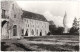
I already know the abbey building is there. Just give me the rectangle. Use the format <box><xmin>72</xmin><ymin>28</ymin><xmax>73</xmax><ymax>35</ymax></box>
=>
<box><xmin>1</xmin><ymin>1</ymin><xmax>49</xmax><ymax>39</ymax></box>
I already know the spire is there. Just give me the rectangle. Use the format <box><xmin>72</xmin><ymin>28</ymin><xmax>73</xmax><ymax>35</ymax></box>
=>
<box><xmin>63</xmin><ymin>11</ymin><xmax>67</xmax><ymax>27</ymax></box>
<box><xmin>63</xmin><ymin>11</ymin><xmax>69</xmax><ymax>33</ymax></box>
<box><xmin>64</xmin><ymin>11</ymin><xmax>67</xmax><ymax>18</ymax></box>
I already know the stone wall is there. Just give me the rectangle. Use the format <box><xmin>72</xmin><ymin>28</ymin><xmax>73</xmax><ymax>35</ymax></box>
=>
<box><xmin>23</xmin><ymin>18</ymin><xmax>49</xmax><ymax>36</ymax></box>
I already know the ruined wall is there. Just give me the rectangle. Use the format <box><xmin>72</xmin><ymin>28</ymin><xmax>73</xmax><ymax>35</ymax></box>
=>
<box><xmin>9</xmin><ymin>2</ymin><xmax>23</xmax><ymax>39</ymax></box>
<box><xmin>1</xmin><ymin>1</ymin><xmax>23</xmax><ymax>39</ymax></box>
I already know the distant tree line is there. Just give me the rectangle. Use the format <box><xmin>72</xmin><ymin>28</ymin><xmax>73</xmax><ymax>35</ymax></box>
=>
<box><xmin>47</xmin><ymin>21</ymin><xmax>79</xmax><ymax>35</ymax></box>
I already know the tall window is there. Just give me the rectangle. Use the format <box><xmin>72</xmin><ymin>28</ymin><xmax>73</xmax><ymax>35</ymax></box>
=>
<box><xmin>22</xmin><ymin>29</ymin><xmax>24</xmax><ymax>34</ymax></box>
<box><xmin>13</xmin><ymin>25</ymin><xmax>17</xmax><ymax>36</ymax></box>
<box><xmin>2</xmin><ymin>9</ymin><xmax>5</xmax><ymax>18</ymax></box>
<box><xmin>32</xmin><ymin>29</ymin><xmax>34</xmax><ymax>35</ymax></box>
<box><xmin>14</xmin><ymin>15</ymin><xmax>16</xmax><ymax>18</ymax></box>
<box><xmin>37</xmin><ymin>30</ymin><xmax>38</xmax><ymax>35</ymax></box>
<box><xmin>25</xmin><ymin>29</ymin><xmax>28</xmax><ymax>36</ymax></box>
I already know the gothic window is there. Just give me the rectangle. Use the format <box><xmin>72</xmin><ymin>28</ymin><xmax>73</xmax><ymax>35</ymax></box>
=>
<box><xmin>25</xmin><ymin>29</ymin><xmax>28</xmax><ymax>36</ymax></box>
<box><xmin>40</xmin><ymin>30</ymin><xmax>42</xmax><ymax>36</ymax></box>
<box><xmin>13</xmin><ymin>25</ymin><xmax>17</xmax><ymax>36</ymax></box>
<box><xmin>32</xmin><ymin>29</ymin><xmax>34</xmax><ymax>35</ymax></box>
<box><xmin>2</xmin><ymin>9</ymin><xmax>5</xmax><ymax>18</ymax></box>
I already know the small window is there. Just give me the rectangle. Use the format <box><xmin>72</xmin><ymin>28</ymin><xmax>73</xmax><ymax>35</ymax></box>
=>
<box><xmin>14</xmin><ymin>15</ymin><xmax>16</xmax><ymax>18</ymax></box>
<box><xmin>28</xmin><ymin>24</ymin><xmax>29</xmax><ymax>27</ymax></box>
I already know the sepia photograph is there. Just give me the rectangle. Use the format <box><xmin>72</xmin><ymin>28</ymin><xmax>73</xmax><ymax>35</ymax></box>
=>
<box><xmin>1</xmin><ymin>0</ymin><xmax>80</xmax><ymax>51</ymax></box>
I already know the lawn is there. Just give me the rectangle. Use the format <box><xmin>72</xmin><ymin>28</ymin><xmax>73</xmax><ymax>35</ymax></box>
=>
<box><xmin>1</xmin><ymin>35</ymin><xmax>79</xmax><ymax>51</ymax></box>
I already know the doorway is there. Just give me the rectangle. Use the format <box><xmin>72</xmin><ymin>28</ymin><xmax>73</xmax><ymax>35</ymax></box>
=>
<box><xmin>25</xmin><ymin>29</ymin><xmax>28</xmax><ymax>36</ymax></box>
<box><xmin>40</xmin><ymin>32</ymin><xmax>42</xmax><ymax>36</ymax></box>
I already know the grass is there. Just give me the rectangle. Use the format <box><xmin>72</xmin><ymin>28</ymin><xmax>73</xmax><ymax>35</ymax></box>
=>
<box><xmin>13</xmin><ymin>43</ymin><xmax>32</xmax><ymax>51</ymax></box>
<box><xmin>1</xmin><ymin>35</ymin><xmax>79</xmax><ymax>51</ymax></box>
<box><xmin>1</xmin><ymin>42</ymin><xmax>10</xmax><ymax>51</ymax></box>
<box><xmin>29</xmin><ymin>43</ymin><xmax>79</xmax><ymax>51</ymax></box>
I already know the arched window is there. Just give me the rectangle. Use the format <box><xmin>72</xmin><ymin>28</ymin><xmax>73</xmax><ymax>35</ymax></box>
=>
<box><xmin>25</xmin><ymin>29</ymin><xmax>28</xmax><ymax>36</ymax></box>
<box><xmin>40</xmin><ymin>30</ymin><xmax>42</xmax><ymax>36</ymax></box>
<box><xmin>37</xmin><ymin>30</ymin><xmax>38</xmax><ymax>35</ymax></box>
<box><xmin>32</xmin><ymin>29</ymin><xmax>34</xmax><ymax>35</ymax></box>
<box><xmin>13</xmin><ymin>25</ymin><xmax>17</xmax><ymax>36</ymax></box>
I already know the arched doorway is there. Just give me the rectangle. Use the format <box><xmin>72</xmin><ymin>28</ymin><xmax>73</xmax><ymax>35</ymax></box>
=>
<box><xmin>40</xmin><ymin>30</ymin><xmax>42</xmax><ymax>36</ymax></box>
<box><xmin>1</xmin><ymin>20</ymin><xmax>7</xmax><ymax>27</ymax></box>
<box><xmin>1</xmin><ymin>20</ymin><xmax>9</xmax><ymax>39</ymax></box>
<box><xmin>25</xmin><ymin>29</ymin><xmax>28</xmax><ymax>36</ymax></box>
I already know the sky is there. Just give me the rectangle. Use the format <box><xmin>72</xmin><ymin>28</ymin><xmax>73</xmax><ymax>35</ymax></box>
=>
<box><xmin>16</xmin><ymin>1</ymin><xmax>80</xmax><ymax>28</ymax></box>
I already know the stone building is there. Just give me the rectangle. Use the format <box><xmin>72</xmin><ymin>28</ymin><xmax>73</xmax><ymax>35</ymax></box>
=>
<box><xmin>1</xmin><ymin>1</ymin><xmax>49</xmax><ymax>39</ymax></box>
<box><xmin>1</xmin><ymin>1</ymin><xmax>23</xmax><ymax>39</ymax></box>
<box><xmin>22</xmin><ymin>11</ymin><xmax>49</xmax><ymax>36</ymax></box>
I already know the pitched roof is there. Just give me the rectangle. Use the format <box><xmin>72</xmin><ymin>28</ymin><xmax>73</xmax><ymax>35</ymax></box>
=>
<box><xmin>22</xmin><ymin>10</ymin><xmax>47</xmax><ymax>22</ymax></box>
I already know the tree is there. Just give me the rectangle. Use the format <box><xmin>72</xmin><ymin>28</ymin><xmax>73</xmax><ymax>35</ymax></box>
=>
<box><xmin>69</xmin><ymin>27</ymin><xmax>79</xmax><ymax>35</ymax></box>
<box><xmin>55</xmin><ymin>27</ymin><xmax>64</xmax><ymax>34</ymax></box>
<box><xmin>69</xmin><ymin>17</ymin><xmax>79</xmax><ymax>35</ymax></box>
<box><xmin>49</xmin><ymin>25</ymin><xmax>57</xmax><ymax>35</ymax></box>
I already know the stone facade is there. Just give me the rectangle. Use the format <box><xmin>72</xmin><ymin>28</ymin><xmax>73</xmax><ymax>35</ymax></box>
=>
<box><xmin>1</xmin><ymin>1</ymin><xmax>23</xmax><ymax>39</ymax></box>
<box><xmin>23</xmin><ymin>18</ymin><xmax>49</xmax><ymax>36</ymax></box>
<box><xmin>1</xmin><ymin>1</ymin><xmax>49</xmax><ymax>39</ymax></box>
